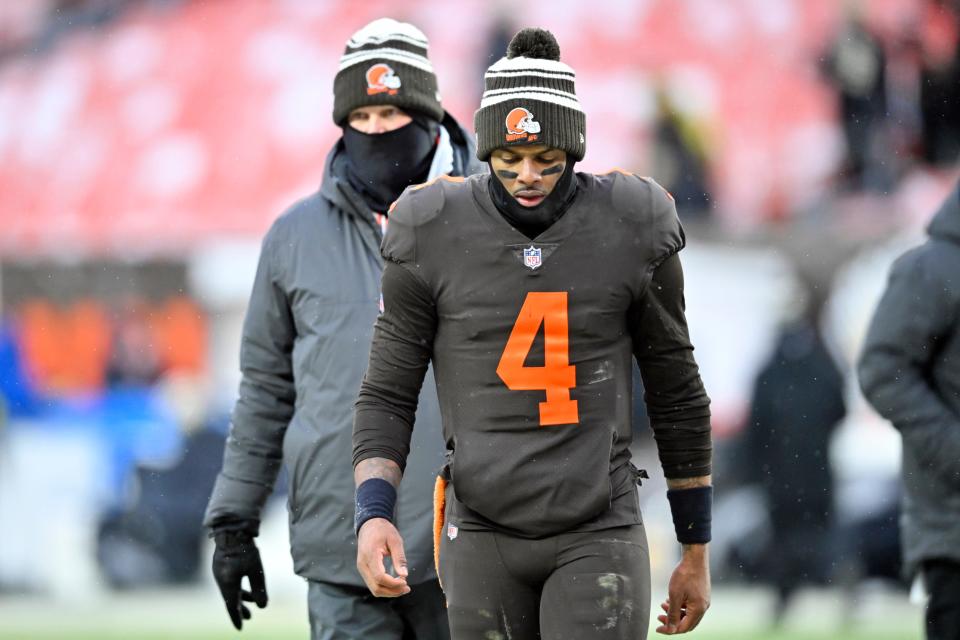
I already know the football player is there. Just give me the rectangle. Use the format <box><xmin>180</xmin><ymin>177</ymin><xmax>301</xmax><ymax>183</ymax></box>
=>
<box><xmin>353</xmin><ymin>28</ymin><xmax>712</xmax><ymax>639</ymax></box>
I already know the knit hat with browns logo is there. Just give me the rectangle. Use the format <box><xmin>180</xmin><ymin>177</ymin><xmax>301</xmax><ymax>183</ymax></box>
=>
<box><xmin>474</xmin><ymin>28</ymin><xmax>585</xmax><ymax>161</ymax></box>
<box><xmin>333</xmin><ymin>18</ymin><xmax>444</xmax><ymax>125</ymax></box>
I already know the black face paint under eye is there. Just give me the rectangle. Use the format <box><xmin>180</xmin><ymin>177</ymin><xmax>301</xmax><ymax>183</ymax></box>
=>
<box><xmin>541</xmin><ymin>163</ymin><xmax>564</xmax><ymax>176</ymax></box>
<box><xmin>496</xmin><ymin>169</ymin><xmax>519</xmax><ymax>179</ymax></box>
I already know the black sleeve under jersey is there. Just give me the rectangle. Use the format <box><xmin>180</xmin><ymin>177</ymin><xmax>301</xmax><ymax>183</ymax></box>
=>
<box><xmin>630</xmin><ymin>252</ymin><xmax>713</xmax><ymax>479</ymax></box>
<box><xmin>353</xmin><ymin>260</ymin><xmax>438</xmax><ymax>472</ymax></box>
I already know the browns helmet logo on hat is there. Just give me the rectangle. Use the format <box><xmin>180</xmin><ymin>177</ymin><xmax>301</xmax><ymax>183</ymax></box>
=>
<box><xmin>366</xmin><ymin>63</ymin><xmax>401</xmax><ymax>96</ymax></box>
<box><xmin>505</xmin><ymin>107</ymin><xmax>541</xmax><ymax>142</ymax></box>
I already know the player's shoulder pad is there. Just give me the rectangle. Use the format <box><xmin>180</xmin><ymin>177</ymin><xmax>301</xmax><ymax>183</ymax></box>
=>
<box><xmin>597</xmin><ymin>169</ymin><xmax>685</xmax><ymax>259</ymax></box>
<box><xmin>382</xmin><ymin>175</ymin><xmax>468</xmax><ymax>264</ymax></box>
<box><xmin>596</xmin><ymin>169</ymin><xmax>671</xmax><ymax>220</ymax></box>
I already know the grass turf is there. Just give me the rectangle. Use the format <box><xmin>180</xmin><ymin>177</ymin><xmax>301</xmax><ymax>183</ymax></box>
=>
<box><xmin>0</xmin><ymin>630</ymin><xmax>919</xmax><ymax>640</ymax></box>
<box><xmin>0</xmin><ymin>585</ymin><xmax>922</xmax><ymax>640</ymax></box>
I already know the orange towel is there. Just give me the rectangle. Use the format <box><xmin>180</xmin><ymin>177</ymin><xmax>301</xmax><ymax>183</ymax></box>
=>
<box><xmin>433</xmin><ymin>474</ymin><xmax>447</xmax><ymax>589</ymax></box>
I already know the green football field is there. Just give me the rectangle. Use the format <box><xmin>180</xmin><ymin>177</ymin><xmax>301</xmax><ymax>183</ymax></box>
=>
<box><xmin>0</xmin><ymin>585</ymin><xmax>922</xmax><ymax>639</ymax></box>
<box><xmin>0</xmin><ymin>632</ymin><xmax>921</xmax><ymax>640</ymax></box>
<box><xmin>0</xmin><ymin>627</ymin><xmax>920</xmax><ymax>640</ymax></box>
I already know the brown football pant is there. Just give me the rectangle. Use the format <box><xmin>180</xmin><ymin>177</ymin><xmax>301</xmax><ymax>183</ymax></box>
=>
<box><xmin>436</xmin><ymin>485</ymin><xmax>651</xmax><ymax>640</ymax></box>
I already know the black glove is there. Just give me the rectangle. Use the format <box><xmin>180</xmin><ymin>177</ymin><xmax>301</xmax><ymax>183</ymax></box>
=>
<box><xmin>212</xmin><ymin>529</ymin><xmax>268</xmax><ymax>630</ymax></box>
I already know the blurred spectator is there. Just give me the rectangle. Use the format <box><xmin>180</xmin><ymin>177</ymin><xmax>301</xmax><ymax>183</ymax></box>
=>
<box><xmin>105</xmin><ymin>301</ymin><xmax>163</xmax><ymax>388</ymax></box>
<box><xmin>859</xmin><ymin>182</ymin><xmax>960</xmax><ymax>640</ymax></box>
<box><xmin>918</xmin><ymin>0</ymin><xmax>960</xmax><ymax>166</ymax></box>
<box><xmin>7</xmin><ymin>294</ymin><xmax>204</xmax><ymax>397</ymax></box>
<box><xmin>884</xmin><ymin>25</ymin><xmax>925</xmax><ymax>177</ymax></box>
<box><xmin>96</xmin><ymin>375</ymin><xmax>224</xmax><ymax>588</ymax></box>
<box><xmin>740</xmin><ymin>293</ymin><xmax>846</xmax><ymax>624</ymax></box>
<box><xmin>33</xmin><ymin>1</ymin><xmax>126</xmax><ymax>52</ymax></box>
<box><xmin>0</xmin><ymin>322</ymin><xmax>43</xmax><ymax>418</ymax></box>
<box><xmin>649</xmin><ymin>87</ymin><xmax>713</xmax><ymax>219</ymax></box>
<box><xmin>833</xmin><ymin>494</ymin><xmax>902</xmax><ymax>594</ymax></box>
<box><xmin>0</xmin><ymin>1</ymin><xmax>50</xmax><ymax>58</ymax></box>
<box><xmin>0</xmin><ymin>0</ymin><xmax>178</xmax><ymax>60</ymax></box>
<box><xmin>822</xmin><ymin>6</ymin><xmax>889</xmax><ymax>191</ymax></box>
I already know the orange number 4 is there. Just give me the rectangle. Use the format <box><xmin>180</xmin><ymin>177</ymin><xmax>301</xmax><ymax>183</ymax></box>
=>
<box><xmin>496</xmin><ymin>292</ymin><xmax>579</xmax><ymax>426</ymax></box>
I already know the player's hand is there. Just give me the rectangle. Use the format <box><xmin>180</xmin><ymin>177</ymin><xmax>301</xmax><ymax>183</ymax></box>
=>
<box><xmin>211</xmin><ymin>530</ymin><xmax>269</xmax><ymax>630</ymax></box>
<box><xmin>357</xmin><ymin>517</ymin><xmax>411</xmax><ymax>597</ymax></box>
<box><xmin>656</xmin><ymin>544</ymin><xmax>710</xmax><ymax>634</ymax></box>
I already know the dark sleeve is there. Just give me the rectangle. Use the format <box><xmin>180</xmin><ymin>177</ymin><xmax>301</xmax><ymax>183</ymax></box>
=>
<box><xmin>353</xmin><ymin>260</ymin><xmax>438</xmax><ymax>471</ymax></box>
<box><xmin>629</xmin><ymin>252</ymin><xmax>712</xmax><ymax>479</ymax></box>
<box><xmin>204</xmin><ymin>224</ymin><xmax>296</xmax><ymax>531</ymax></box>
<box><xmin>741</xmin><ymin>368</ymin><xmax>773</xmax><ymax>486</ymax></box>
<box><xmin>858</xmin><ymin>249</ymin><xmax>960</xmax><ymax>488</ymax></box>
<box><xmin>823</xmin><ymin>351</ymin><xmax>848</xmax><ymax>433</ymax></box>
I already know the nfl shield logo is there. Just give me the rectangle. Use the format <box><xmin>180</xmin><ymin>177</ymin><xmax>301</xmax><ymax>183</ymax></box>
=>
<box><xmin>523</xmin><ymin>245</ymin><xmax>542</xmax><ymax>270</ymax></box>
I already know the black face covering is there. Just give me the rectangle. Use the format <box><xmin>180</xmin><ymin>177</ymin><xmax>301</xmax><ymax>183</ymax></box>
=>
<box><xmin>342</xmin><ymin>113</ymin><xmax>439</xmax><ymax>213</ymax></box>
<box><xmin>488</xmin><ymin>160</ymin><xmax>578</xmax><ymax>240</ymax></box>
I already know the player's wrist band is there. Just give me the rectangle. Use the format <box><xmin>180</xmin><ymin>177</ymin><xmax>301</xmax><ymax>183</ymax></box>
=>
<box><xmin>666</xmin><ymin>485</ymin><xmax>712</xmax><ymax>544</ymax></box>
<box><xmin>355</xmin><ymin>478</ymin><xmax>397</xmax><ymax>535</ymax></box>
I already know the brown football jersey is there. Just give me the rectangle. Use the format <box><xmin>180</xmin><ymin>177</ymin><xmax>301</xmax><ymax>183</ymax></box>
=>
<box><xmin>354</xmin><ymin>171</ymin><xmax>710</xmax><ymax>537</ymax></box>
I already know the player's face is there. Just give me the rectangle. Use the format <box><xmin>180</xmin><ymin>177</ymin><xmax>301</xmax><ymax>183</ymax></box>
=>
<box><xmin>347</xmin><ymin>105</ymin><xmax>412</xmax><ymax>134</ymax></box>
<box><xmin>490</xmin><ymin>145</ymin><xmax>568</xmax><ymax>207</ymax></box>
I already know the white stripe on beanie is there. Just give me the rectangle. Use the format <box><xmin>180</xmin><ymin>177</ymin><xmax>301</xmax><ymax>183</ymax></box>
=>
<box><xmin>482</xmin><ymin>86</ymin><xmax>580</xmax><ymax>102</ymax></box>
<box><xmin>485</xmin><ymin>69</ymin><xmax>577</xmax><ymax>82</ymax></box>
<box><xmin>479</xmin><ymin>90</ymin><xmax>584</xmax><ymax>112</ymax></box>
<box><xmin>480</xmin><ymin>54</ymin><xmax>582</xmax><ymax>112</ymax></box>
<box><xmin>480</xmin><ymin>54</ymin><xmax>582</xmax><ymax>111</ymax></box>
<box><xmin>485</xmin><ymin>56</ymin><xmax>576</xmax><ymax>77</ymax></box>
<box><xmin>338</xmin><ymin>48</ymin><xmax>435</xmax><ymax>73</ymax></box>
<box><xmin>348</xmin><ymin>32</ymin><xmax>428</xmax><ymax>51</ymax></box>
<box><xmin>346</xmin><ymin>18</ymin><xmax>429</xmax><ymax>48</ymax></box>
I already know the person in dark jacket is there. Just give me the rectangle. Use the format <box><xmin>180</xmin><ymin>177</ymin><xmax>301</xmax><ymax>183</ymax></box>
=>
<box><xmin>859</xmin><ymin>182</ymin><xmax>960</xmax><ymax>640</ymax></box>
<box><xmin>203</xmin><ymin>18</ymin><xmax>483</xmax><ymax>639</ymax></box>
<box><xmin>743</xmin><ymin>308</ymin><xmax>846</xmax><ymax>623</ymax></box>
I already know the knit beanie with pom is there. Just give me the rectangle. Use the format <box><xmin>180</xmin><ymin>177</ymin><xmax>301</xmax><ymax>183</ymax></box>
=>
<box><xmin>474</xmin><ymin>27</ymin><xmax>585</xmax><ymax>161</ymax></box>
<box><xmin>333</xmin><ymin>18</ymin><xmax>444</xmax><ymax>125</ymax></box>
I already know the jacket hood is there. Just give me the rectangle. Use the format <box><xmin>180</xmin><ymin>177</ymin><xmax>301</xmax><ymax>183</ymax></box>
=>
<box><xmin>319</xmin><ymin>111</ymin><xmax>481</xmax><ymax>217</ymax></box>
<box><xmin>928</xmin><ymin>182</ymin><xmax>960</xmax><ymax>245</ymax></box>
<box><xmin>319</xmin><ymin>139</ymin><xmax>365</xmax><ymax>217</ymax></box>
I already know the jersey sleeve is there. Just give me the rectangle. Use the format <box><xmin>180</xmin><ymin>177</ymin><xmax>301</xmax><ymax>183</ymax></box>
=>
<box><xmin>629</xmin><ymin>252</ymin><xmax>712</xmax><ymax>479</ymax></box>
<box><xmin>644</xmin><ymin>176</ymin><xmax>685</xmax><ymax>266</ymax></box>
<box><xmin>353</xmin><ymin>260</ymin><xmax>438</xmax><ymax>472</ymax></box>
<box><xmin>608</xmin><ymin>172</ymin><xmax>685</xmax><ymax>268</ymax></box>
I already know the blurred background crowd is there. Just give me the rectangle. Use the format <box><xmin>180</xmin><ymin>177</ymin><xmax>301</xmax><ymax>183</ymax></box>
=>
<box><xmin>0</xmin><ymin>0</ymin><xmax>958</xmax><ymax>636</ymax></box>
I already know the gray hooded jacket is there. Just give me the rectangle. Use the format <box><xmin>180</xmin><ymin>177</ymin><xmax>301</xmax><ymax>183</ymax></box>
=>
<box><xmin>859</xmin><ymin>183</ymin><xmax>960</xmax><ymax>577</ymax></box>
<box><xmin>204</xmin><ymin>114</ymin><xmax>484</xmax><ymax>585</ymax></box>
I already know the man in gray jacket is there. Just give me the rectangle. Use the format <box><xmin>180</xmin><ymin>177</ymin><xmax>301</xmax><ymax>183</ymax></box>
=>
<box><xmin>204</xmin><ymin>18</ymin><xmax>482</xmax><ymax>639</ymax></box>
<box><xmin>859</xmin><ymin>182</ymin><xmax>960</xmax><ymax>640</ymax></box>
